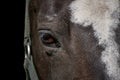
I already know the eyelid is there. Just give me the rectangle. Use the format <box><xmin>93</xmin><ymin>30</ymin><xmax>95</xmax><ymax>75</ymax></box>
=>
<box><xmin>38</xmin><ymin>29</ymin><xmax>51</xmax><ymax>33</ymax></box>
<box><xmin>38</xmin><ymin>29</ymin><xmax>56</xmax><ymax>43</ymax></box>
<box><xmin>38</xmin><ymin>29</ymin><xmax>56</xmax><ymax>37</ymax></box>
<box><xmin>38</xmin><ymin>28</ymin><xmax>63</xmax><ymax>37</ymax></box>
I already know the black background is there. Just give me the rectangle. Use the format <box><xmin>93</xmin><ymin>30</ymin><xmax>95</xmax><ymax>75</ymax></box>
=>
<box><xmin>14</xmin><ymin>0</ymin><xmax>26</xmax><ymax>80</ymax></box>
<box><xmin>3</xmin><ymin>0</ymin><xmax>26</xmax><ymax>80</ymax></box>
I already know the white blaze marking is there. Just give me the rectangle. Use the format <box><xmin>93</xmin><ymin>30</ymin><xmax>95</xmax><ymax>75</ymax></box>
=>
<box><xmin>69</xmin><ymin>0</ymin><xmax>120</xmax><ymax>80</ymax></box>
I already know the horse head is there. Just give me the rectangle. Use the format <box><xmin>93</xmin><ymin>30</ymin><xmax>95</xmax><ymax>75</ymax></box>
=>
<box><xmin>24</xmin><ymin>0</ymin><xmax>120</xmax><ymax>80</ymax></box>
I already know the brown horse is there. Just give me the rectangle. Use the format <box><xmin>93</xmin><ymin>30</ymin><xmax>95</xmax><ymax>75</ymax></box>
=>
<box><xmin>24</xmin><ymin>0</ymin><xmax>120</xmax><ymax>80</ymax></box>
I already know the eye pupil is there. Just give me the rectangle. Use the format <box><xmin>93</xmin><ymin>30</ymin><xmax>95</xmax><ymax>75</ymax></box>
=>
<box><xmin>43</xmin><ymin>34</ymin><xmax>51</xmax><ymax>40</ymax></box>
<box><xmin>42</xmin><ymin>34</ymin><xmax>55</xmax><ymax>44</ymax></box>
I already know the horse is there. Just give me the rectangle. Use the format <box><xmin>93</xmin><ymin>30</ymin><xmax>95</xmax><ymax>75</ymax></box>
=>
<box><xmin>24</xmin><ymin>0</ymin><xmax>120</xmax><ymax>80</ymax></box>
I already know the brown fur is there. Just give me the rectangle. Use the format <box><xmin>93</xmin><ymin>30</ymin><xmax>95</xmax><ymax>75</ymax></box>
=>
<box><xmin>28</xmin><ymin>0</ymin><xmax>120</xmax><ymax>80</ymax></box>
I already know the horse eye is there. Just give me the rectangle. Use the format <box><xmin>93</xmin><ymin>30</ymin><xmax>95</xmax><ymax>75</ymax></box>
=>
<box><xmin>42</xmin><ymin>33</ymin><xmax>56</xmax><ymax>44</ymax></box>
<box><xmin>39</xmin><ymin>32</ymin><xmax>61</xmax><ymax>48</ymax></box>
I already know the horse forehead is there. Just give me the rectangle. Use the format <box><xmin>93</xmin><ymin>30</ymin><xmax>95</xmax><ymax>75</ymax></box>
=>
<box><xmin>38</xmin><ymin>0</ymin><xmax>73</xmax><ymax>17</ymax></box>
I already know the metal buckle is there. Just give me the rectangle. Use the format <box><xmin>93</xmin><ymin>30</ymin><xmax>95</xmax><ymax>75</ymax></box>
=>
<box><xmin>24</xmin><ymin>37</ymin><xmax>39</xmax><ymax>80</ymax></box>
<box><xmin>24</xmin><ymin>37</ymin><xmax>31</xmax><ymax>59</ymax></box>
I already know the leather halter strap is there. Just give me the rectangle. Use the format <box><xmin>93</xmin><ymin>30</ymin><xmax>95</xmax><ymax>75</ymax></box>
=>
<box><xmin>24</xmin><ymin>0</ymin><xmax>39</xmax><ymax>80</ymax></box>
